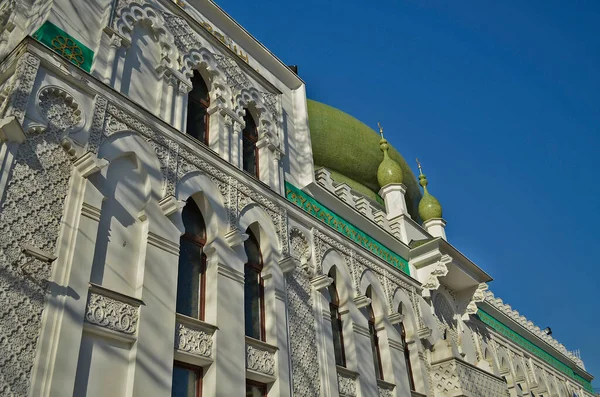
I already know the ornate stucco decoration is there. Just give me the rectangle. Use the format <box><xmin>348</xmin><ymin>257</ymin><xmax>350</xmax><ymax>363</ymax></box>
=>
<box><xmin>464</xmin><ymin>282</ymin><xmax>488</xmax><ymax>318</ymax></box>
<box><xmin>175</xmin><ymin>322</ymin><xmax>213</xmax><ymax>358</ymax></box>
<box><xmin>431</xmin><ymin>357</ymin><xmax>509</xmax><ymax>397</ymax></box>
<box><xmin>37</xmin><ymin>86</ymin><xmax>83</xmax><ymax>132</ymax></box>
<box><xmin>337</xmin><ymin>371</ymin><xmax>357</xmax><ymax>397</ymax></box>
<box><xmin>84</xmin><ymin>290</ymin><xmax>139</xmax><ymax>335</ymax></box>
<box><xmin>114</xmin><ymin>2</ymin><xmax>175</xmax><ymax>69</ymax></box>
<box><xmin>289</xmin><ymin>227</ymin><xmax>311</xmax><ymax>267</ymax></box>
<box><xmin>483</xmin><ymin>290</ymin><xmax>584</xmax><ymax>368</ymax></box>
<box><xmin>377</xmin><ymin>385</ymin><xmax>394</xmax><ymax>397</ymax></box>
<box><xmin>245</xmin><ymin>341</ymin><xmax>276</xmax><ymax>376</ymax></box>
<box><xmin>420</xmin><ymin>254</ymin><xmax>451</xmax><ymax>298</ymax></box>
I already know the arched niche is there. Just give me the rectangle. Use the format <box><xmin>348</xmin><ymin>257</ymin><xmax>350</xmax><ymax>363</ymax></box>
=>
<box><xmin>392</xmin><ymin>288</ymin><xmax>418</xmax><ymax>341</ymax></box>
<box><xmin>175</xmin><ymin>170</ymin><xmax>228</xmax><ymax>245</ymax></box>
<box><xmin>238</xmin><ymin>203</ymin><xmax>281</xmax><ymax>272</ymax></box>
<box><xmin>359</xmin><ymin>270</ymin><xmax>388</xmax><ymax>322</ymax></box>
<box><xmin>321</xmin><ymin>249</ymin><xmax>354</xmax><ymax>311</ymax></box>
<box><xmin>89</xmin><ymin>132</ymin><xmax>163</xmax><ymax>297</ymax></box>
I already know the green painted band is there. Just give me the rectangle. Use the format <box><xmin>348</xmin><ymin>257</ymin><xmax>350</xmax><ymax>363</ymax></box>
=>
<box><xmin>476</xmin><ymin>309</ymin><xmax>592</xmax><ymax>392</ymax></box>
<box><xmin>33</xmin><ymin>21</ymin><xmax>94</xmax><ymax>72</ymax></box>
<box><xmin>285</xmin><ymin>181</ymin><xmax>410</xmax><ymax>276</ymax></box>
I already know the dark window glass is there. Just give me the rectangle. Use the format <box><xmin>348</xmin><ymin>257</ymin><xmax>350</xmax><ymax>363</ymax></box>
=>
<box><xmin>242</xmin><ymin>111</ymin><xmax>258</xmax><ymax>176</ymax></box>
<box><xmin>244</xmin><ymin>230</ymin><xmax>264</xmax><ymax>340</ymax></box>
<box><xmin>186</xmin><ymin>71</ymin><xmax>210</xmax><ymax>144</ymax></box>
<box><xmin>245</xmin><ymin>381</ymin><xmax>267</xmax><ymax>397</ymax></box>
<box><xmin>176</xmin><ymin>198</ymin><xmax>207</xmax><ymax>320</ymax></box>
<box><xmin>328</xmin><ymin>280</ymin><xmax>346</xmax><ymax>367</ymax></box>
<box><xmin>368</xmin><ymin>304</ymin><xmax>384</xmax><ymax>380</ymax></box>
<box><xmin>172</xmin><ymin>363</ymin><xmax>202</xmax><ymax>397</ymax></box>
<box><xmin>400</xmin><ymin>323</ymin><xmax>415</xmax><ymax>390</ymax></box>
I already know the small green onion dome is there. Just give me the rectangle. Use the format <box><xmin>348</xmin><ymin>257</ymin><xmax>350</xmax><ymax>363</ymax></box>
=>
<box><xmin>377</xmin><ymin>137</ymin><xmax>404</xmax><ymax>187</ymax></box>
<box><xmin>418</xmin><ymin>171</ymin><xmax>443</xmax><ymax>222</ymax></box>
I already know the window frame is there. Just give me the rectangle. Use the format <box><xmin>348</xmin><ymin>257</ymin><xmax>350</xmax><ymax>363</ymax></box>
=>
<box><xmin>186</xmin><ymin>70</ymin><xmax>211</xmax><ymax>145</ymax></box>
<box><xmin>177</xmin><ymin>199</ymin><xmax>208</xmax><ymax>321</ymax></box>
<box><xmin>368</xmin><ymin>304</ymin><xmax>384</xmax><ymax>381</ymax></box>
<box><xmin>328</xmin><ymin>280</ymin><xmax>346</xmax><ymax>367</ymax></box>
<box><xmin>241</xmin><ymin>110</ymin><xmax>259</xmax><ymax>178</ymax></box>
<box><xmin>400</xmin><ymin>322</ymin><xmax>415</xmax><ymax>390</ymax></box>
<box><xmin>245</xmin><ymin>379</ymin><xmax>267</xmax><ymax>397</ymax></box>
<box><xmin>172</xmin><ymin>360</ymin><xmax>203</xmax><ymax>397</ymax></box>
<box><xmin>244</xmin><ymin>230</ymin><xmax>266</xmax><ymax>341</ymax></box>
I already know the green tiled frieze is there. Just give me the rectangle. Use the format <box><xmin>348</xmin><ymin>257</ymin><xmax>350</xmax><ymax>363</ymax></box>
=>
<box><xmin>33</xmin><ymin>21</ymin><xmax>94</xmax><ymax>72</ymax></box>
<box><xmin>477</xmin><ymin>309</ymin><xmax>593</xmax><ymax>392</ymax></box>
<box><xmin>285</xmin><ymin>182</ymin><xmax>410</xmax><ymax>276</ymax></box>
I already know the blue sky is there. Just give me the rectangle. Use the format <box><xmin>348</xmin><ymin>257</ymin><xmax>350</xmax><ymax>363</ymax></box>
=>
<box><xmin>217</xmin><ymin>0</ymin><xmax>600</xmax><ymax>384</ymax></box>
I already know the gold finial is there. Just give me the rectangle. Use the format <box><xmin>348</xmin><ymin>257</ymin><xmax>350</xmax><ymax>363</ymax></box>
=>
<box><xmin>377</xmin><ymin>122</ymin><xmax>384</xmax><ymax>139</ymax></box>
<box><xmin>416</xmin><ymin>158</ymin><xmax>423</xmax><ymax>175</ymax></box>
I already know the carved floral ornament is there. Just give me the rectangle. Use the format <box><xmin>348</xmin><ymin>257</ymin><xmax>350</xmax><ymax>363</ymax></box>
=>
<box><xmin>337</xmin><ymin>373</ymin><xmax>357</xmax><ymax>397</ymax></box>
<box><xmin>289</xmin><ymin>227</ymin><xmax>311</xmax><ymax>264</ymax></box>
<box><xmin>84</xmin><ymin>292</ymin><xmax>139</xmax><ymax>335</ymax></box>
<box><xmin>246</xmin><ymin>344</ymin><xmax>275</xmax><ymax>376</ymax></box>
<box><xmin>175</xmin><ymin>322</ymin><xmax>213</xmax><ymax>358</ymax></box>
<box><xmin>37</xmin><ymin>86</ymin><xmax>83</xmax><ymax>132</ymax></box>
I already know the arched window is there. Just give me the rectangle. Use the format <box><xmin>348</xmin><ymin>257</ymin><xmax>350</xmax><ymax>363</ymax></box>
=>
<box><xmin>328</xmin><ymin>276</ymin><xmax>346</xmax><ymax>367</ymax></box>
<box><xmin>242</xmin><ymin>110</ymin><xmax>258</xmax><ymax>177</ymax></box>
<box><xmin>244</xmin><ymin>229</ymin><xmax>265</xmax><ymax>340</ymax></box>
<box><xmin>176</xmin><ymin>198</ymin><xmax>207</xmax><ymax>320</ymax></box>
<box><xmin>367</xmin><ymin>288</ymin><xmax>384</xmax><ymax>380</ymax></box>
<box><xmin>186</xmin><ymin>70</ymin><xmax>210</xmax><ymax>144</ymax></box>
<box><xmin>400</xmin><ymin>322</ymin><xmax>415</xmax><ymax>390</ymax></box>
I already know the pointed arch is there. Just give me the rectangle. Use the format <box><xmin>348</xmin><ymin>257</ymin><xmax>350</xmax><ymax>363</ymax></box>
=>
<box><xmin>392</xmin><ymin>288</ymin><xmax>418</xmax><ymax>341</ymax></box>
<box><xmin>359</xmin><ymin>270</ymin><xmax>388</xmax><ymax>319</ymax></box>
<box><xmin>181</xmin><ymin>47</ymin><xmax>229</xmax><ymax>101</ymax></box>
<box><xmin>98</xmin><ymin>131</ymin><xmax>163</xmax><ymax>201</ymax></box>
<box><xmin>115</xmin><ymin>3</ymin><xmax>175</xmax><ymax>68</ymax></box>
<box><xmin>237</xmin><ymin>202</ymin><xmax>282</xmax><ymax>272</ymax></box>
<box><xmin>321</xmin><ymin>249</ymin><xmax>353</xmax><ymax>311</ymax></box>
<box><xmin>175</xmin><ymin>170</ymin><xmax>228</xmax><ymax>247</ymax></box>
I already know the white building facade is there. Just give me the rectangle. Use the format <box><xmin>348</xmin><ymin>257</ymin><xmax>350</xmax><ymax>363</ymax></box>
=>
<box><xmin>0</xmin><ymin>0</ymin><xmax>594</xmax><ymax>396</ymax></box>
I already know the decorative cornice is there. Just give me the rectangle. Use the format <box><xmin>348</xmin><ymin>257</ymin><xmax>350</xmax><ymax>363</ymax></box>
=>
<box><xmin>476</xmin><ymin>305</ymin><xmax>592</xmax><ymax>392</ymax></box>
<box><xmin>285</xmin><ymin>182</ymin><xmax>410</xmax><ymax>276</ymax></box>
<box><xmin>483</xmin><ymin>290</ymin><xmax>584</xmax><ymax>368</ymax></box>
<box><xmin>420</xmin><ymin>254</ymin><xmax>451</xmax><ymax>298</ymax></box>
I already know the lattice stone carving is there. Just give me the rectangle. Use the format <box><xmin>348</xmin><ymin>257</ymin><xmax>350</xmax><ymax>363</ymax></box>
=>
<box><xmin>38</xmin><ymin>86</ymin><xmax>83</xmax><ymax>132</ymax></box>
<box><xmin>246</xmin><ymin>344</ymin><xmax>275</xmax><ymax>376</ymax></box>
<box><xmin>287</xmin><ymin>270</ymin><xmax>321</xmax><ymax>396</ymax></box>
<box><xmin>0</xmin><ymin>52</ymin><xmax>75</xmax><ymax>397</ymax></box>
<box><xmin>84</xmin><ymin>292</ymin><xmax>139</xmax><ymax>335</ymax></box>
<box><xmin>337</xmin><ymin>372</ymin><xmax>357</xmax><ymax>397</ymax></box>
<box><xmin>431</xmin><ymin>357</ymin><xmax>509</xmax><ymax>397</ymax></box>
<box><xmin>290</xmin><ymin>227</ymin><xmax>310</xmax><ymax>263</ymax></box>
<box><xmin>378</xmin><ymin>386</ymin><xmax>394</xmax><ymax>397</ymax></box>
<box><xmin>175</xmin><ymin>322</ymin><xmax>213</xmax><ymax>358</ymax></box>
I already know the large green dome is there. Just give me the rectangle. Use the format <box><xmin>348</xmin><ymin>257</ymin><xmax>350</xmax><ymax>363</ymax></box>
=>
<box><xmin>307</xmin><ymin>99</ymin><xmax>422</xmax><ymax>221</ymax></box>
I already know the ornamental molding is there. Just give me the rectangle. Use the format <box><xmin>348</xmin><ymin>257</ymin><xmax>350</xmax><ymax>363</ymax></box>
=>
<box><xmin>37</xmin><ymin>85</ymin><xmax>84</xmax><ymax>133</ymax></box>
<box><xmin>289</xmin><ymin>226</ymin><xmax>311</xmax><ymax>266</ymax></box>
<box><xmin>174</xmin><ymin>319</ymin><xmax>214</xmax><ymax>358</ymax></box>
<box><xmin>464</xmin><ymin>282</ymin><xmax>489</xmax><ymax>318</ymax></box>
<box><xmin>245</xmin><ymin>341</ymin><xmax>276</xmax><ymax>376</ymax></box>
<box><xmin>84</xmin><ymin>289</ymin><xmax>140</xmax><ymax>335</ymax></box>
<box><xmin>337</xmin><ymin>372</ymin><xmax>357</xmax><ymax>397</ymax></box>
<box><xmin>431</xmin><ymin>357</ymin><xmax>509</xmax><ymax>397</ymax></box>
<box><xmin>114</xmin><ymin>2</ymin><xmax>175</xmax><ymax>68</ymax></box>
<box><xmin>3</xmin><ymin>52</ymin><xmax>40</xmax><ymax>125</ymax></box>
<box><xmin>483</xmin><ymin>290</ymin><xmax>584</xmax><ymax>368</ymax></box>
<box><xmin>312</xmin><ymin>228</ymin><xmax>417</xmax><ymax>317</ymax></box>
<box><xmin>421</xmin><ymin>254</ymin><xmax>451</xmax><ymax>298</ymax></box>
